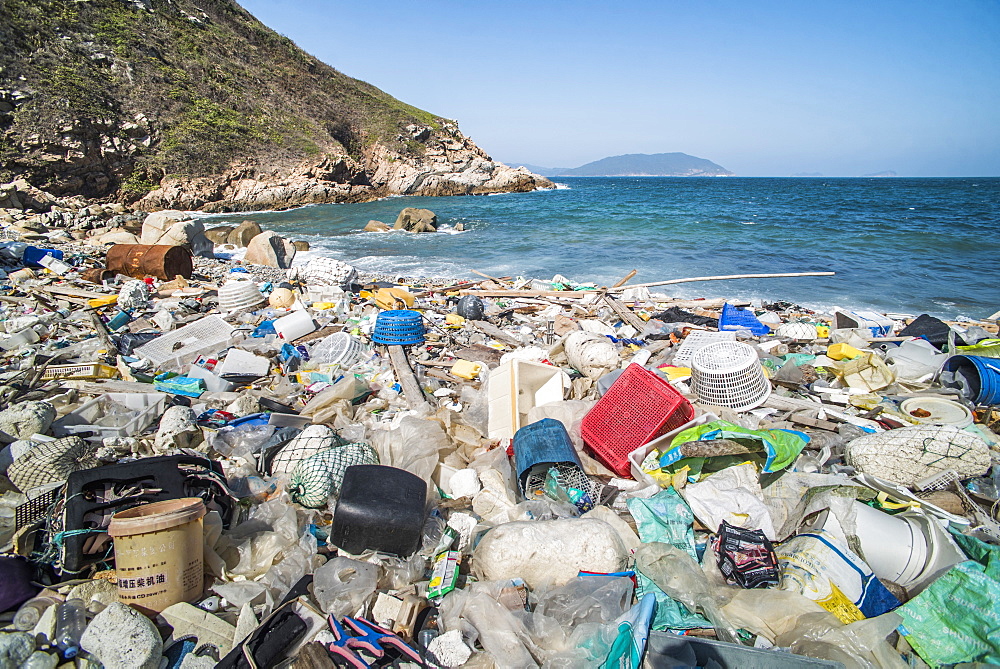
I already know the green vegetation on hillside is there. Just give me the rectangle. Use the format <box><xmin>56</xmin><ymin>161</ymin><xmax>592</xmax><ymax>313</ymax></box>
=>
<box><xmin>0</xmin><ymin>0</ymin><xmax>447</xmax><ymax>195</ymax></box>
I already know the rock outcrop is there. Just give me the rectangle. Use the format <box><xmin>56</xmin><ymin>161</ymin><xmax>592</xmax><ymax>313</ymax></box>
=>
<box><xmin>394</xmin><ymin>207</ymin><xmax>437</xmax><ymax>233</ymax></box>
<box><xmin>1</xmin><ymin>2</ymin><xmax>552</xmax><ymax>213</ymax></box>
<box><xmin>139</xmin><ymin>211</ymin><xmax>214</xmax><ymax>258</ymax></box>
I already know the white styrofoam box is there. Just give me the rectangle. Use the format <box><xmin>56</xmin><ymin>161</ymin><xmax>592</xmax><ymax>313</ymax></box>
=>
<box><xmin>53</xmin><ymin>392</ymin><xmax>167</xmax><ymax>440</ymax></box>
<box><xmin>833</xmin><ymin>309</ymin><xmax>894</xmax><ymax>337</ymax></box>
<box><xmin>216</xmin><ymin>348</ymin><xmax>270</xmax><ymax>378</ymax></box>
<box><xmin>487</xmin><ymin>360</ymin><xmax>571</xmax><ymax>440</ymax></box>
<box><xmin>627</xmin><ymin>412</ymin><xmax>718</xmax><ymax>485</ymax></box>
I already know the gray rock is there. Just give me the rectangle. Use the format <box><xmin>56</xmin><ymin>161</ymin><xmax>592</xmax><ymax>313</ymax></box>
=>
<box><xmin>227</xmin><ymin>220</ymin><xmax>262</xmax><ymax>247</ymax></box>
<box><xmin>203</xmin><ymin>226</ymin><xmax>234</xmax><ymax>244</ymax></box>
<box><xmin>0</xmin><ymin>401</ymin><xmax>56</xmax><ymax>441</ymax></box>
<box><xmin>92</xmin><ymin>229</ymin><xmax>139</xmax><ymax>246</ymax></box>
<box><xmin>139</xmin><ymin>209</ymin><xmax>188</xmax><ymax>244</ymax></box>
<box><xmin>0</xmin><ymin>632</ymin><xmax>36</xmax><ymax>667</ymax></box>
<box><xmin>80</xmin><ymin>602</ymin><xmax>162</xmax><ymax>669</ymax></box>
<box><xmin>393</xmin><ymin>207</ymin><xmax>437</xmax><ymax>232</ymax></box>
<box><xmin>154</xmin><ymin>405</ymin><xmax>203</xmax><ymax>452</ymax></box>
<box><xmin>364</xmin><ymin>220</ymin><xmax>390</xmax><ymax>232</ymax></box>
<box><xmin>292</xmin><ymin>240</ymin><xmax>310</xmax><ymax>251</ymax></box>
<box><xmin>243</xmin><ymin>230</ymin><xmax>296</xmax><ymax>269</ymax></box>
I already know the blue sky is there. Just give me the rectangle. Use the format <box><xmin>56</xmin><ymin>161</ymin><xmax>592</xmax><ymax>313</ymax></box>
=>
<box><xmin>238</xmin><ymin>0</ymin><xmax>1000</xmax><ymax>176</ymax></box>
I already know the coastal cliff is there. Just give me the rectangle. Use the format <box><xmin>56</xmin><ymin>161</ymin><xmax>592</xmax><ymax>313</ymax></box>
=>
<box><xmin>0</xmin><ymin>0</ymin><xmax>550</xmax><ymax>213</ymax></box>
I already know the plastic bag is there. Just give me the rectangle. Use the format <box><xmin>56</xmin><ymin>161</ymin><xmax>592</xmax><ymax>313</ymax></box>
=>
<box><xmin>533</xmin><ymin>576</ymin><xmax>633</xmax><ymax>628</ymax></box>
<box><xmin>634</xmin><ymin>542</ymin><xmax>739</xmax><ymax>643</ymax></box>
<box><xmin>370</xmin><ymin>415</ymin><xmax>451</xmax><ymax>484</ymax></box>
<box><xmin>311</xmin><ymin>557</ymin><xmax>378</xmax><ymax>618</ymax></box>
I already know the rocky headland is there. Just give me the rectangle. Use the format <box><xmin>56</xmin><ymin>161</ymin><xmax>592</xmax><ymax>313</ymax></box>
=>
<box><xmin>0</xmin><ymin>0</ymin><xmax>551</xmax><ymax>215</ymax></box>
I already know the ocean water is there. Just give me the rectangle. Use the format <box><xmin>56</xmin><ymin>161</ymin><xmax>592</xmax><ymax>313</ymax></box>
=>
<box><xmin>201</xmin><ymin>177</ymin><xmax>1000</xmax><ymax>319</ymax></box>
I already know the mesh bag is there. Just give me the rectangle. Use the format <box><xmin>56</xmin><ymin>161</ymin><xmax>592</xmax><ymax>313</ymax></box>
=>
<box><xmin>846</xmin><ymin>425</ymin><xmax>991</xmax><ymax>488</ymax></box>
<box><xmin>7</xmin><ymin>437</ymin><xmax>98</xmax><ymax>493</ymax></box>
<box><xmin>297</xmin><ymin>257</ymin><xmax>358</xmax><ymax>288</ymax></box>
<box><xmin>289</xmin><ymin>442</ymin><xmax>379</xmax><ymax>508</ymax></box>
<box><xmin>268</xmin><ymin>424</ymin><xmax>342</xmax><ymax>476</ymax></box>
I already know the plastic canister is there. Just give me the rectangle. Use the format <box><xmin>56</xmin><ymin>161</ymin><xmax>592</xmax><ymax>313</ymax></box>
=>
<box><xmin>108</xmin><ymin>497</ymin><xmax>206</xmax><ymax>615</ymax></box>
<box><xmin>274</xmin><ymin>310</ymin><xmax>317</xmax><ymax>341</ymax></box>
<box><xmin>451</xmin><ymin>360</ymin><xmax>484</xmax><ymax>380</ymax></box>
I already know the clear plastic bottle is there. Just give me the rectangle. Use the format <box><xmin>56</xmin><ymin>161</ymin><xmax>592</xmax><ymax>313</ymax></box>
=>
<box><xmin>54</xmin><ymin>599</ymin><xmax>88</xmax><ymax>658</ymax></box>
<box><xmin>13</xmin><ymin>594</ymin><xmax>62</xmax><ymax>631</ymax></box>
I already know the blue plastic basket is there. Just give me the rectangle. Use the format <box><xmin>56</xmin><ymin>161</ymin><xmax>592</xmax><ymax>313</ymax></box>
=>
<box><xmin>372</xmin><ymin>310</ymin><xmax>425</xmax><ymax>346</ymax></box>
<box><xmin>719</xmin><ymin>303</ymin><xmax>770</xmax><ymax>336</ymax></box>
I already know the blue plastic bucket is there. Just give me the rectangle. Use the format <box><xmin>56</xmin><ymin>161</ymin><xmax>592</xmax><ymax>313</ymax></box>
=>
<box><xmin>513</xmin><ymin>418</ymin><xmax>581</xmax><ymax>493</ymax></box>
<box><xmin>22</xmin><ymin>247</ymin><xmax>64</xmax><ymax>268</ymax></box>
<box><xmin>941</xmin><ymin>355</ymin><xmax>1000</xmax><ymax>405</ymax></box>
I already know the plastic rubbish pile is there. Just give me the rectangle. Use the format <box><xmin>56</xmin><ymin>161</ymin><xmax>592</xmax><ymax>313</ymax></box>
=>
<box><xmin>0</xmin><ymin>240</ymin><xmax>999</xmax><ymax>669</ymax></box>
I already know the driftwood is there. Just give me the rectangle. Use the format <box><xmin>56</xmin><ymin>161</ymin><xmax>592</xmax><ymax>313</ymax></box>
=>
<box><xmin>608</xmin><ymin>271</ymin><xmax>836</xmax><ymax>292</ymax></box>
<box><xmin>387</xmin><ymin>344</ymin><xmax>427</xmax><ymax>410</ymax></box>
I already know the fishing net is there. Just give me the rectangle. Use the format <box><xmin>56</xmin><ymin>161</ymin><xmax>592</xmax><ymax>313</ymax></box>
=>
<box><xmin>289</xmin><ymin>442</ymin><xmax>379</xmax><ymax>508</ymax></box>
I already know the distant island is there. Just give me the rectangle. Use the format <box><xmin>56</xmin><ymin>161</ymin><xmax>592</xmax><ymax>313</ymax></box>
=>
<box><xmin>792</xmin><ymin>172</ymin><xmax>824</xmax><ymax>177</ymax></box>
<box><xmin>513</xmin><ymin>153</ymin><xmax>734</xmax><ymax>177</ymax></box>
<box><xmin>862</xmin><ymin>171</ymin><xmax>898</xmax><ymax>178</ymax></box>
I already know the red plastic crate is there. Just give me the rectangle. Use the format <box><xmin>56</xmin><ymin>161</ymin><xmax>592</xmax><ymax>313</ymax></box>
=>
<box><xmin>581</xmin><ymin>363</ymin><xmax>695</xmax><ymax>477</ymax></box>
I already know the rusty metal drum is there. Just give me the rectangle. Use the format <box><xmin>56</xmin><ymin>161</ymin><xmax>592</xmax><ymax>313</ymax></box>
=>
<box><xmin>105</xmin><ymin>244</ymin><xmax>193</xmax><ymax>280</ymax></box>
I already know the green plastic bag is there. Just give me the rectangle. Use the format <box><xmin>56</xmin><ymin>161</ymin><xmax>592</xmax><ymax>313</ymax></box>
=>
<box><xmin>627</xmin><ymin>490</ymin><xmax>710</xmax><ymax>631</ymax></box>
<box><xmin>897</xmin><ymin>535</ymin><xmax>1000</xmax><ymax>667</ymax></box>
<box><xmin>659</xmin><ymin>419</ymin><xmax>808</xmax><ymax>473</ymax></box>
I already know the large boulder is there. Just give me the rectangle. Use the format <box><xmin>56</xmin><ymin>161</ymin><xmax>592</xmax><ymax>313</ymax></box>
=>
<box><xmin>393</xmin><ymin>207</ymin><xmax>437</xmax><ymax>233</ymax></box>
<box><xmin>364</xmin><ymin>219</ymin><xmax>390</xmax><ymax>232</ymax></box>
<box><xmin>139</xmin><ymin>210</ymin><xmax>188</xmax><ymax>244</ymax></box>
<box><xmin>227</xmin><ymin>220</ymin><xmax>263</xmax><ymax>247</ymax></box>
<box><xmin>89</xmin><ymin>229</ymin><xmax>140</xmax><ymax>246</ymax></box>
<box><xmin>243</xmin><ymin>230</ymin><xmax>296</xmax><ymax>268</ymax></box>
<box><xmin>203</xmin><ymin>226</ymin><xmax>234</xmax><ymax>244</ymax></box>
<box><xmin>141</xmin><ymin>211</ymin><xmax>213</xmax><ymax>258</ymax></box>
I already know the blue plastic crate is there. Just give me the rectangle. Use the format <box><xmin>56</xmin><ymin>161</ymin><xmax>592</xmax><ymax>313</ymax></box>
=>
<box><xmin>372</xmin><ymin>309</ymin><xmax>425</xmax><ymax>346</ymax></box>
<box><xmin>719</xmin><ymin>303</ymin><xmax>770</xmax><ymax>336</ymax></box>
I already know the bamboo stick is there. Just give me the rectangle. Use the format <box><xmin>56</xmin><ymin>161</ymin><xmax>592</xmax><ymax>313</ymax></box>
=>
<box><xmin>608</xmin><ymin>271</ymin><xmax>835</xmax><ymax>292</ymax></box>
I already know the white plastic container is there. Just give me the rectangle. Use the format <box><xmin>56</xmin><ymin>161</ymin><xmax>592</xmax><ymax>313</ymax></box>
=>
<box><xmin>833</xmin><ymin>309</ymin><xmax>894</xmax><ymax>337</ymax></box>
<box><xmin>487</xmin><ymin>360</ymin><xmax>571</xmax><ymax>440</ymax></box>
<box><xmin>899</xmin><ymin>397</ymin><xmax>973</xmax><ymax>428</ymax></box>
<box><xmin>216</xmin><ymin>348</ymin><xmax>270</xmax><ymax>378</ymax></box>
<box><xmin>274</xmin><ymin>310</ymin><xmax>317</xmax><ymax>342</ymax></box>
<box><xmin>628</xmin><ymin>412</ymin><xmax>718</xmax><ymax>485</ymax></box>
<box><xmin>309</xmin><ymin>332</ymin><xmax>365</xmax><ymax>368</ymax></box>
<box><xmin>52</xmin><ymin>393</ymin><xmax>166</xmax><ymax>440</ymax></box>
<box><xmin>672</xmin><ymin>330</ymin><xmax>736</xmax><ymax>367</ymax></box>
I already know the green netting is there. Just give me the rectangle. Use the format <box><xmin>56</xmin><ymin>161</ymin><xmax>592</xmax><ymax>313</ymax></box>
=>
<box><xmin>289</xmin><ymin>442</ymin><xmax>378</xmax><ymax>508</ymax></box>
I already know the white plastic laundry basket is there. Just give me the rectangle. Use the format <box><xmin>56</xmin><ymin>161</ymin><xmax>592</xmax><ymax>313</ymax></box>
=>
<box><xmin>217</xmin><ymin>280</ymin><xmax>266</xmax><ymax>312</ymax></box>
<box><xmin>691</xmin><ymin>341</ymin><xmax>771</xmax><ymax>411</ymax></box>
<box><xmin>310</xmin><ymin>332</ymin><xmax>365</xmax><ymax>368</ymax></box>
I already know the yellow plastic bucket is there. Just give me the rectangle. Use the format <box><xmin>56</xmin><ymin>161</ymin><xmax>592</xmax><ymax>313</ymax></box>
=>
<box><xmin>109</xmin><ymin>497</ymin><xmax>206</xmax><ymax>615</ymax></box>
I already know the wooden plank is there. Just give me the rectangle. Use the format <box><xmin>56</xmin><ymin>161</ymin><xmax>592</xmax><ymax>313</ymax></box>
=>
<box><xmin>387</xmin><ymin>345</ymin><xmax>427</xmax><ymax>410</ymax></box>
<box><xmin>790</xmin><ymin>412</ymin><xmax>840</xmax><ymax>432</ymax></box>
<box><xmin>37</xmin><ymin>284</ymin><xmax>112</xmax><ymax>299</ymax></box>
<box><xmin>611</xmin><ymin>269</ymin><xmax>638</xmax><ymax>288</ymax></box>
<box><xmin>454</xmin><ymin>344</ymin><xmax>504</xmax><ymax>367</ymax></box>
<box><xmin>601</xmin><ymin>295</ymin><xmax>645</xmax><ymax>331</ymax></box>
<box><xmin>471</xmin><ymin>320</ymin><xmax>521</xmax><ymax>346</ymax></box>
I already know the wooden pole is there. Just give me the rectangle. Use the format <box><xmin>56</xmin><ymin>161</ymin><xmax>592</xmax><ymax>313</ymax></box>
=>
<box><xmin>386</xmin><ymin>345</ymin><xmax>427</xmax><ymax>411</ymax></box>
<box><xmin>608</xmin><ymin>271</ymin><xmax>835</xmax><ymax>292</ymax></box>
<box><xmin>611</xmin><ymin>270</ymin><xmax>638</xmax><ymax>289</ymax></box>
